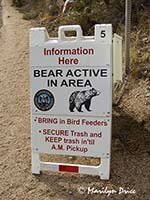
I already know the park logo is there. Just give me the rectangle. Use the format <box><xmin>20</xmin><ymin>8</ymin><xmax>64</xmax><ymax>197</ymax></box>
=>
<box><xmin>34</xmin><ymin>89</ymin><xmax>55</xmax><ymax>111</ymax></box>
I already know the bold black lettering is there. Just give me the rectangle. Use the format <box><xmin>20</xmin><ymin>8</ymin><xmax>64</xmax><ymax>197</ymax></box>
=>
<box><xmin>56</xmin><ymin>70</ymin><xmax>63</xmax><ymax>77</ymax></box>
<box><xmin>48</xmin><ymin>70</ymin><xmax>55</xmax><ymax>77</ymax></box>
<box><xmin>34</xmin><ymin>70</ymin><xmax>40</xmax><ymax>77</ymax></box>
<box><xmin>74</xmin><ymin>69</ymin><xmax>81</xmax><ymax>77</ymax></box>
<box><xmin>48</xmin><ymin>79</ymin><xmax>57</xmax><ymax>87</ymax></box>
<box><xmin>60</xmin><ymin>80</ymin><xmax>68</xmax><ymax>87</ymax></box>
<box><xmin>93</xmin><ymin>69</ymin><xmax>100</xmax><ymax>77</ymax></box>
<box><xmin>69</xmin><ymin>79</ymin><xmax>76</xmax><ymax>87</ymax></box>
<box><xmin>101</xmin><ymin>69</ymin><xmax>107</xmax><ymax>77</ymax></box>
<box><xmin>84</xmin><ymin>80</ymin><xmax>92</xmax><ymax>87</ymax></box>
<box><xmin>76</xmin><ymin>79</ymin><xmax>83</xmax><ymax>87</ymax></box>
<box><xmin>41</xmin><ymin>70</ymin><xmax>47</xmax><ymax>77</ymax></box>
<box><xmin>82</xmin><ymin>69</ymin><xmax>89</xmax><ymax>77</ymax></box>
<box><xmin>66</xmin><ymin>70</ymin><xmax>74</xmax><ymax>77</ymax></box>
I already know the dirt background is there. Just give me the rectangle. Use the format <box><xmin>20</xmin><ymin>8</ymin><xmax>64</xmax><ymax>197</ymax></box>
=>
<box><xmin>0</xmin><ymin>0</ymin><xmax>150</xmax><ymax>200</ymax></box>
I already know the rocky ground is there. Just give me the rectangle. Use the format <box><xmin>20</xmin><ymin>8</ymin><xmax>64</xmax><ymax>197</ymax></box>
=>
<box><xmin>0</xmin><ymin>0</ymin><xmax>149</xmax><ymax>200</ymax></box>
<box><xmin>0</xmin><ymin>0</ymin><xmax>2</xmax><ymax>27</ymax></box>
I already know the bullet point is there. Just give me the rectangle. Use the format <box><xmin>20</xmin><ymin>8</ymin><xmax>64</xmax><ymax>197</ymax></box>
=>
<box><xmin>34</xmin><ymin>117</ymin><xmax>37</xmax><ymax>122</ymax></box>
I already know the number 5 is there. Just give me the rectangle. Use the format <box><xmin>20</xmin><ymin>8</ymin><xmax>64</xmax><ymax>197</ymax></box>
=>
<box><xmin>101</xmin><ymin>30</ymin><xmax>106</xmax><ymax>38</ymax></box>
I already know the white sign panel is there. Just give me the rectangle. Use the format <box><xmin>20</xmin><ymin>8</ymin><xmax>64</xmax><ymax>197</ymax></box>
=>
<box><xmin>31</xmin><ymin>65</ymin><xmax>111</xmax><ymax>117</ymax></box>
<box><xmin>32</xmin><ymin>115</ymin><xmax>111</xmax><ymax>157</ymax></box>
<box><xmin>30</xmin><ymin>25</ymin><xmax>112</xmax><ymax>179</ymax></box>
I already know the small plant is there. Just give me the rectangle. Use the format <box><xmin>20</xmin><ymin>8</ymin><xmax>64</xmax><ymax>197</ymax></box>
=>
<box><xmin>12</xmin><ymin>0</ymin><xmax>25</xmax><ymax>7</ymax></box>
<box><xmin>23</xmin><ymin>11</ymin><xmax>38</xmax><ymax>20</ymax></box>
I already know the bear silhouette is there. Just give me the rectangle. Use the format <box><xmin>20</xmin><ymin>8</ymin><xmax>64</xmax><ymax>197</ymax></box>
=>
<box><xmin>69</xmin><ymin>88</ymin><xmax>100</xmax><ymax>112</ymax></box>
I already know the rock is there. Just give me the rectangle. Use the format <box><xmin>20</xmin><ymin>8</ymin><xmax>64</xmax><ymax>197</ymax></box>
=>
<box><xmin>145</xmin><ymin>93</ymin><xmax>150</xmax><ymax>97</ymax></box>
<box><xmin>139</xmin><ymin>59</ymin><xmax>142</xmax><ymax>63</ymax></box>
<box><xmin>69</xmin><ymin>156</ymin><xmax>73</xmax><ymax>160</ymax></box>
<box><xmin>135</xmin><ymin>93</ymin><xmax>140</xmax><ymax>98</ymax></box>
<box><xmin>146</xmin><ymin>86</ymin><xmax>150</xmax><ymax>91</ymax></box>
<box><xmin>69</xmin><ymin>156</ymin><xmax>76</xmax><ymax>161</ymax></box>
<box><xmin>142</xmin><ymin>37</ymin><xmax>148</xmax><ymax>42</ymax></box>
<box><xmin>145</xmin><ymin>102</ymin><xmax>150</xmax><ymax>106</ymax></box>
<box><xmin>68</xmin><ymin>190</ymin><xmax>73</xmax><ymax>195</ymax></box>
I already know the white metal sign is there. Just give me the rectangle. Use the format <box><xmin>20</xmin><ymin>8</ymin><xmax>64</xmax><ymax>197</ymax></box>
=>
<box><xmin>30</xmin><ymin>24</ymin><xmax>112</xmax><ymax>179</ymax></box>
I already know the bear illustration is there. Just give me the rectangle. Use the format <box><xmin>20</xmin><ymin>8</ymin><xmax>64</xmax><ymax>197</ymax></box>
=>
<box><xmin>69</xmin><ymin>88</ymin><xmax>100</xmax><ymax>112</ymax></box>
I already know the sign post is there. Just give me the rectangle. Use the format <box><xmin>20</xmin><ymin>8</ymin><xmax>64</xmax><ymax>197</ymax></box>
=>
<box><xmin>30</xmin><ymin>24</ymin><xmax>112</xmax><ymax>180</ymax></box>
<box><xmin>125</xmin><ymin>0</ymin><xmax>132</xmax><ymax>75</ymax></box>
